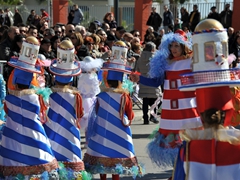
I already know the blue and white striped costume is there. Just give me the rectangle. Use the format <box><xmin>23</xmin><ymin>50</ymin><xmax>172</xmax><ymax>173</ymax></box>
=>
<box><xmin>0</xmin><ymin>89</ymin><xmax>58</xmax><ymax>177</ymax></box>
<box><xmin>44</xmin><ymin>86</ymin><xmax>85</xmax><ymax>171</ymax></box>
<box><xmin>84</xmin><ymin>91</ymin><xmax>141</xmax><ymax>175</ymax></box>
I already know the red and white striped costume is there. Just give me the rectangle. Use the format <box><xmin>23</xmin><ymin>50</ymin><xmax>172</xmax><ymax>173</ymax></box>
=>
<box><xmin>160</xmin><ymin>58</ymin><xmax>202</xmax><ymax>136</ymax></box>
<box><xmin>179</xmin><ymin>129</ymin><xmax>240</xmax><ymax>180</ymax></box>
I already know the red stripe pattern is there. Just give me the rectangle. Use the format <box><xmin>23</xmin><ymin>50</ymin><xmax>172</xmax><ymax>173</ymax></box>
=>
<box><xmin>159</xmin><ymin>59</ymin><xmax>200</xmax><ymax>134</ymax></box>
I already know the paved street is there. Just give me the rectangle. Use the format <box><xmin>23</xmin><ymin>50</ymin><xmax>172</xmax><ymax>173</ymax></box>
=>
<box><xmin>81</xmin><ymin>107</ymin><xmax>173</xmax><ymax>180</ymax></box>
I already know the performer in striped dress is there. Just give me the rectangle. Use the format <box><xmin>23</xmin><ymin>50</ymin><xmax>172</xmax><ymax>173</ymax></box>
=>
<box><xmin>0</xmin><ymin>36</ymin><xmax>58</xmax><ymax>179</ymax></box>
<box><xmin>84</xmin><ymin>41</ymin><xmax>144</xmax><ymax>180</ymax></box>
<box><xmin>44</xmin><ymin>39</ymin><xmax>91</xmax><ymax>179</ymax></box>
<box><xmin>130</xmin><ymin>30</ymin><xmax>202</xmax><ymax>168</ymax></box>
<box><xmin>173</xmin><ymin>19</ymin><xmax>240</xmax><ymax>180</ymax></box>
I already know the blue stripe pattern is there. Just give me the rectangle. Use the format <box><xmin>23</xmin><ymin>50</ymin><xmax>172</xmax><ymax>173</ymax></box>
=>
<box><xmin>0</xmin><ymin>146</ymin><xmax>50</xmax><ymax>165</ymax></box>
<box><xmin>88</xmin><ymin>92</ymin><xmax>135</xmax><ymax>158</ymax></box>
<box><xmin>44</xmin><ymin>92</ymin><xmax>82</xmax><ymax>162</ymax></box>
<box><xmin>0</xmin><ymin>94</ymin><xmax>55</xmax><ymax>166</ymax></box>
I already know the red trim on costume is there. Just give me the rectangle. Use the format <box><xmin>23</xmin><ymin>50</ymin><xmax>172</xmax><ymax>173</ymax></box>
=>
<box><xmin>161</xmin><ymin>108</ymin><xmax>199</xmax><ymax>120</ymax></box>
<box><xmin>163</xmin><ymin>89</ymin><xmax>196</xmax><ymax>99</ymax></box>
<box><xmin>166</xmin><ymin>69</ymin><xmax>191</xmax><ymax>79</ymax></box>
<box><xmin>185</xmin><ymin>140</ymin><xmax>240</xmax><ymax>165</ymax></box>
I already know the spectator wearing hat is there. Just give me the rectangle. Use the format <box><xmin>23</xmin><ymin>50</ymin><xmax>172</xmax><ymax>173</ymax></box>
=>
<box><xmin>189</xmin><ymin>4</ymin><xmax>200</xmax><ymax>32</ymax></box>
<box><xmin>207</xmin><ymin>6</ymin><xmax>220</xmax><ymax>22</ymax></box>
<box><xmin>115</xmin><ymin>26</ymin><xmax>126</xmax><ymax>41</ymax></box>
<box><xmin>103</xmin><ymin>12</ymin><xmax>117</xmax><ymax>30</ymax></box>
<box><xmin>94</xmin><ymin>20</ymin><xmax>102</xmax><ymax>30</ymax></box>
<box><xmin>39</xmin><ymin>38</ymin><xmax>55</xmax><ymax>59</ymax></box>
<box><xmin>13</xmin><ymin>8</ymin><xmax>23</xmax><ymax>26</ymax></box>
<box><xmin>72</xmin><ymin>4</ymin><xmax>84</xmax><ymax>26</ymax></box>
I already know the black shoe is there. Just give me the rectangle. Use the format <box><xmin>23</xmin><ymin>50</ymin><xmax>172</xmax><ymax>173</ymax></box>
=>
<box><xmin>149</xmin><ymin>117</ymin><xmax>159</xmax><ymax>124</ymax></box>
<box><xmin>143</xmin><ymin>122</ymin><xmax>149</xmax><ymax>125</ymax></box>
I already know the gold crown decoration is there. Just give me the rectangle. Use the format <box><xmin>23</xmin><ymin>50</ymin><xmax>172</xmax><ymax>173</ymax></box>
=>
<box><xmin>58</xmin><ymin>40</ymin><xmax>74</xmax><ymax>50</ymax></box>
<box><xmin>114</xmin><ymin>40</ymin><xmax>127</xmax><ymax>47</ymax></box>
<box><xmin>195</xmin><ymin>19</ymin><xmax>223</xmax><ymax>32</ymax></box>
<box><xmin>25</xmin><ymin>36</ymin><xmax>40</xmax><ymax>45</ymax></box>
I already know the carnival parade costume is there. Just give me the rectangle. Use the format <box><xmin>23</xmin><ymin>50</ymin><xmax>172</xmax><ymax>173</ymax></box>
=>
<box><xmin>83</xmin><ymin>41</ymin><xmax>144</xmax><ymax>180</ymax></box>
<box><xmin>0</xmin><ymin>74</ymin><xmax>6</xmax><ymax>140</ymax></box>
<box><xmin>77</xmin><ymin>56</ymin><xmax>103</xmax><ymax>130</ymax></box>
<box><xmin>173</xmin><ymin>19</ymin><xmax>240</xmax><ymax>180</ymax></box>
<box><xmin>0</xmin><ymin>36</ymin><xmax>58</xmax><ymax>179</ymax></box>
<box><xmin>144</xmin><ymin>30</ymin><xmax>202</xmax><ymax>167</ymax></box>
<box><xmin>43</xmin><ymin>40</ymin><xmax>91</xmax><ymax>179</ymax></box>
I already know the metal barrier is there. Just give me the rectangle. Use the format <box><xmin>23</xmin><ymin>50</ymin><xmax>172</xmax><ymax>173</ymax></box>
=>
<box><xmin>0</xmin><ymin>60</ymin><xmax>7</xmax><ymax>75</ymax></box>
<box><xmin>0</xmin><ymin>1</ymin><xmax>234</xmax><ymax>31</ymax></box>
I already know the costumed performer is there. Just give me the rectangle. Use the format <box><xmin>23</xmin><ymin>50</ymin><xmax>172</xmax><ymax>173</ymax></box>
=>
<box><xmin>43</xmin><ymin>40</ymin><xmax>91</xmax><ymax>179</ymax></box>
<box><xmin>77</xmin><ymin>56</ymin><xmax>103</xmax><ymax>132</ymax></box>
<box><xmin>130</xmin><ymin>29</ymin><xmax>202</xmax><ymax>168</ymax></box>
<box><xmin>0</xmin><ymin>74</ymin><xmax>6</xmax><ymax>140</ymax></box>
<box><xmin>173</xmin><ymin>19</ymin><xmax>240</xmax><ymax>180</ymax></box>
<box><xmin>83</xmin><ymin>41</ymin><xmax>144</xmax><ymax>180</ymax></box>
<box><xmin>0</xmin><ymin>36</ymin><xmax>59</xmax><ymax>179</ymax></box>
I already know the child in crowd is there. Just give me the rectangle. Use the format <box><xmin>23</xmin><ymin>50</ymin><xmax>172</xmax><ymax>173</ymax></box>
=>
<box><xmin>83</xmin><ymin>41</ymin><xmax>144</xmax><ymax>180</ymax></box>
<box><xmin>43</xmin><ymin>39</ymin><xmax>91</xmax><ymax>179</ymax></box>
<box><xmin>0</xmin><ymin>36</ymin><xmax>58</xmax><ymax>179</ymax></box>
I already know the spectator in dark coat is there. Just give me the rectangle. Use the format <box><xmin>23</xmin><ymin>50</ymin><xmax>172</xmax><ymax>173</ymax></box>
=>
<box><xmin>207</xmin><ymin>6</ymin><xmax>220</xmax><ymax>22</ymax></box>
<box><xmin>146</xmin><ymin>7</ymin><xmax>162</xmax><ymax>32</ymax></box>
<box><xmin>220</xmin><ymin>3</ymin><xmax>233</xmax><ymax>29</ymax></box>
<box><xmin>13</xmin><ymin>8</ymin><xmax>23</xmax><ymax>26</ymax></box>
<box><xmin>180</xmin><ymin>7</ymin><xmax>189</xmax><ymax>30</ymax></box>
<box><xmin>189</xmin><ymin>4</ymin><xmax>200</xmax><ymax>32</ymax></box>
<box><xmin>103</xmin><ymin>12</ymin><xmax>117</xmax><ymax>30</ymax></box>
<box><xmin>26</xmin><ymin>9</ymin><xmax>35</xmax><ymax>25</ymax></box>
<box><xmin>163</xmin><ymin>5</ymin><xmax>174</xmax><ymax>34</ymax></box>
<box><xmin>67</xmin><ymin>9</ymin><xmax>74</xmax><ymax>25</ymax></box>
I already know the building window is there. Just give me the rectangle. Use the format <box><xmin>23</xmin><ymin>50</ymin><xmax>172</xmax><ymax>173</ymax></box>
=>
<box><xmin>25</xmin><ymin>47</ymin><xmax>31</xmax><ymax>57</ymax></box>
<box><xmin>221</xmin><ymin>41</ymin><xmax>228</xmax><ymax>58</ymax></box>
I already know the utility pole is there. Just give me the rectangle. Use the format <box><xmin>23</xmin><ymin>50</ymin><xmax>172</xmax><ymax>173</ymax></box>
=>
<box><xmin>114</xmin><ymin>0</ymin><xmax>119</xmax><ymax>26</ymax></box>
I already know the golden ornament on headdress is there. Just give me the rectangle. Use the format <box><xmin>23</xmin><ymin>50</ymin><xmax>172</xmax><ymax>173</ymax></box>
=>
<box><xmin>59</xmin><ymin>39</ymin><xmax>74</xmax><ymax>49</ymax></box>
<box><xmin>25</xmin><ymin>36</ymin><xmax>40</xmax><ymax>45</ymax></box>
<box><xmin>195</xmin><ymin>19</ymin><xmax>224</xmax><ymax>32</ymax></box>
<box><xmin>114</xmin><ymin>41</ymin><xmax>127</xmax><ymax>47</ymax></box>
